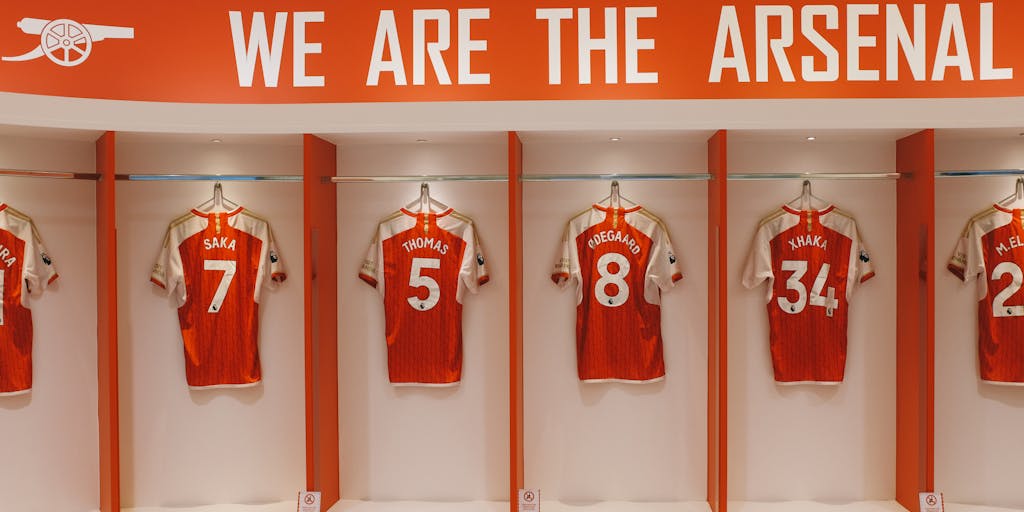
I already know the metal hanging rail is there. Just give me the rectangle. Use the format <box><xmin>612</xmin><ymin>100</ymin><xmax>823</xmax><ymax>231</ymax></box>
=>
<box><xmin>936</xmin><ymin>169</ymin><xmax>1024</xmax><ymax>177</ymax></box>
<box><xmin>728</xmin><ymin>172</ymin><xmax>903</xmax><ymax>180</ymax></box>
<box><xmin>330</xmin><ymin>175</ymin><xmax>508</xmax><ymax>183</ymax></box>
<box><xmin>0</xmin><ymin>168</ymin><xmax>99</xmax><ymax>180</ymax></box>
<box><xmin>522</xmin><ymin>173</ymin><xmax>710</xmax><ymax>182</ymax></box>
<box><xmin>116</xmin><ymin>173</ymin><xmax>303</xmax><ymax>182</ymax></box>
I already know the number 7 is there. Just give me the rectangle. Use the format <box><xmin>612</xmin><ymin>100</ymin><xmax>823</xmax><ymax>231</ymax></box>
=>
<box><xmin>204</xmin><ymin>260</ymin><xmax>236</xmax><ymax>313</ymax></box>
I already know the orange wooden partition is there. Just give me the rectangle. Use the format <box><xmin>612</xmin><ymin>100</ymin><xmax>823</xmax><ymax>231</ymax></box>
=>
<box><xmin>96</xmin><ymin>131</ymin><xmax>120</xmax><ymax>512</ymax></box>
<box><xmin>508</xmin><ymin>131</ymin><xmax>525</xmax><ymax>512</ymax></box>
<box><xmin>895</xmin><ymin>130</ymin><xmax>936</xmax><ymax>512</ymax></box>
<box><xmin>303</xmin><ymin>134</ymin><xmax>341</xmax><ymax>507</ymax></box>
<box><xmin>707</xmin><ymin>130</ymin><xmax>728</xmax><ymax>512</ymax></box>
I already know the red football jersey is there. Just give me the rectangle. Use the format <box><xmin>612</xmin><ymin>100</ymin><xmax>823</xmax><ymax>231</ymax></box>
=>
<box><xmin>743</xmin><ymin>205</ymin><xmax>875</xmax><ymax>384</ymax></box>
<box><xmin>552</xmin><ymin>204</ymin><xmax>682</xmax><ymax>383</ymax></box>
<box><xmin>359</xmin><ymin>208</ymin><xmax>489</xmax><ymax>386</ymax></box>
<box><xmin>151</xmin><ymin>208</ymin><xmax>286</xmax><ymax>389</ymax></box>
<box><xmin>0</xmin><ymin>205</ymin><xmax>58</xmax><ymax>395</ymax></box>
<box><xmin>948</xmin><ymin>204</ymin><xmax>1024</xmax><ymax>384</ymax></box>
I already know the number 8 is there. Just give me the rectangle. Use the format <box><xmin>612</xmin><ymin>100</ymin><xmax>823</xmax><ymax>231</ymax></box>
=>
<box><xmin>595</xmin><ymin>252</ymin><xmax>630</xmax><ymax>308</ymax></box>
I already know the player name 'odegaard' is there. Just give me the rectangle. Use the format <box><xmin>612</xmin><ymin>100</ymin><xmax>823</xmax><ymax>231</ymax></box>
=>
<box><xmin>402</xmin><ymin>237</ymin><xmax>449</xmax><ymax>255</ymax></box>
<box><xmin>788</xmin><ymin>234</ymin><xmax>828</xmax><ymax>251</ymax></box>
<box><xmin>588</xmin><ymin>230</ymin><xmax>642</xmax><ymax>255</ymax></box>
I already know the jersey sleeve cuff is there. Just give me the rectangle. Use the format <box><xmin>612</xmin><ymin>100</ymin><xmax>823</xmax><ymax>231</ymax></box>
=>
<box><xmin>478</xmin><ymin>275</ymin><xmax>490</xmax><ymax>286</ymax></box>
<box><xmin>947</xmin><ymin>264</ymin><xmax>966</xmax><ymax>281</ymax></box>
<box><xmin>551</xmin><ymin>271</ymin><xmax>570</xmax><ymax>285</ymax></box>
<box><xmin>47</xmin><ymin>273</ymin><xmax>59</xmax><ymax>285</ymax></box>
<box><xmin>671</xmin><ymin>272</ymin><xmax>683</xmax><ymax>283</ymax></box>
<box><xmin>271</xmin><ymin>272</ymin><xmax>287</xmax><ymax>283</ymax></box>
<box><xmin>860</xmin><ymin>271</ymin><xmax>876</xmax><ymax>283</ymax></box>
<box><xmin>150</xmin><ymin>277</ymin><xmax>167</xmax><ymax>289</ymax></box>
<box><xmin>359</xmin><ymin>272</ymin><xmax>378</xmax><ymax>288</ymax></box>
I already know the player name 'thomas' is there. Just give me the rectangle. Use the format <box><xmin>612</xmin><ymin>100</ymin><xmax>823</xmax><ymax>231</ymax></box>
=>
<box><xmin>204</xmin><ymin>237</ymin><xmax>237</xmax><ymax>251</ymax></box>
<box><xmin>994</xmin><ymin>235</ymin><xmax>1024</xmax><ymax>256</ymax></box>
<box><xmin>788</xmin><ymin>234</ymin><xmax>828</xmax><ymax>251</ymax></box>
<box><xmin>588</xmin><ymin>230</ymin><xmax>642</xmax><ymax>255</ymax></box>
<box><xmin>402</xmin><ymin>237</ymin><xmax>449</xmax><ymax>254</ymax></box>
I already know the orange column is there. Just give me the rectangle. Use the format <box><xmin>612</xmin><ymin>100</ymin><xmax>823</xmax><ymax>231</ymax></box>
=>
<box><xmin>707</xmin><ymin>130</ymin><xmax>728</xmax><ymax>512</ymax></box>
<box><xmin>303</xmin><ymin>134</ymin><xmax>340</xmax><ymax>507</ymax></box>
<box><xmin>96</xmin><ymin>131</ymin><xmax>120</xmax><ymax>512</ymax></box>
<box><xmin>508</xmin><ymin>131</ymin><xmax>525</xmax><ymax>512</ymax></box>
<box><xmin>895</xmin><ymin>130</ymin><xmax>935</xmax><ymax>512</ymax></box>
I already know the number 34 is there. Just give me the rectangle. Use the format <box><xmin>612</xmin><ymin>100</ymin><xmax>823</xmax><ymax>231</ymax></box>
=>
<box><xmin>778</xmin><ymin>260</ymin><xmax>839</xmax><ymax>315</ymax></box>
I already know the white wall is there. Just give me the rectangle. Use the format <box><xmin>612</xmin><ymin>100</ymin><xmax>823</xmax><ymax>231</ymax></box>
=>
<box><xmin>0</xmin><ymin>135</ymin><xmax>99</xmax><ymax>512</ymax></box>
<box><xmin>933</xmin><ymin>135</ymin><xmax>1024</xmax><ymax>509</ymax></box>
<box><xmin>336</xmin><ymin>136</ymin><xmax>511</xmax><ymax>501</ymax></box>
<box><xmin>727</xmin><ymin>133</ymin><xmax>898</xmax><ymax>502</ymax></box>
<box><xmin>521</xmin><ymin>134</ymin><xmax>710</xmax><ymax>503</ymax></box>
<box><xmin>115</xmin><ymin>137</ymin><xmax>306</xmax><ymax>507</ymax></box>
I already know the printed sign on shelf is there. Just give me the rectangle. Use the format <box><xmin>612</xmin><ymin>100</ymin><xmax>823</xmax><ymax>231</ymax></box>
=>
<box><xmin>920</xmin><ymin>492</ymin><xmax>944</xmax><ymax>512</ymax></box>
<box><xmin>297</xmin><ymin>491</ymin><xmax>321</xmax><ymax>512</ymax></box>
<box><xmin>0</xmin><ymin>1</ymin><xmax>1022</xmax><ymax>103</ymax></box>
<box><xmin>519</xmin><ymin>488</ymin><xmax>539</xmax><ymax>512</ymax></box>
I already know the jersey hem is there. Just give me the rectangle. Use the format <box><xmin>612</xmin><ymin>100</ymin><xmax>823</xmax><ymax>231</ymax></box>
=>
<box><xmin>391</xmin><ymin>381</ymin><xmax>460</xmax><ymax>387</ymax></box>
<box><xmin>581</xmin><ymin>376</ymin><xmax>665</xmax><ymax>384</ymax></box>
<box><xmin>0</xmin><ymin>388</ymin><xmax>31</xmax><ymax>396</ymax></box>
<box><xmin>981</xmin><ymin>378</ymin><xmax>1024</xmax><ymax>386</ymax></box>
<box><xmin>775</xmin><ymin>380</ymin><xmax>842</xmax><ymax>386</ymax></box>
<box><xmin>188</xmin><ymin>381</ymin><xmax>261</xmax><ymax>390</ymax></box>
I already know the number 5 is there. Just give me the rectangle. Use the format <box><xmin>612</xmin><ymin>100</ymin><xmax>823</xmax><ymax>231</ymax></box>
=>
<box><xmin>408</xmin><ymin>257</ymin><xmax>441</xmax><ymax>311</ymax></box>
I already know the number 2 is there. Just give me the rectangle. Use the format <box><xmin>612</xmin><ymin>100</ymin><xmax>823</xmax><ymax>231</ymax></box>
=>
<box><xmin>777</xmin><ymin>260</ymin><xmax>839</xmax><ymax>315</ymax></box>
<box><xmin>204</xmin><ymin>260</ymin><xmax>236</xmax><ymax>313</ymax></box>
<box><xmin>992</xmin><ymin>261</ymin><xmax>1024</xmax><ymax>317</ymax></box>
<box><xmin>408</xmin><ymin>257</ymin><xmax>441</xmax><ymax>311</ymax></box>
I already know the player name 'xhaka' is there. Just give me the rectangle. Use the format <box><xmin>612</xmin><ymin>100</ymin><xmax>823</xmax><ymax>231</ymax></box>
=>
<box><xmin>788</xmin><ymin>234</ymin><xmax>828</xmax><ymax>251</ymax></box>
<box><xmin>994</xmin><ymin>235</ymin><xmax>1024</xmax><ymax>256</ymax></box>
<box><xmin>204</xmin><ymin>237</ymin><xmax>237</xmax><ymax>251</ymax></box>
<box><xmin>402</xmin><ymin>237</ymin><xmax>449</xmax><ymax>254</ymax></box>
<box><xmin>587</xmin><ymin>230</ymin><xmax>642</xmax><ymax>255</ymax></box>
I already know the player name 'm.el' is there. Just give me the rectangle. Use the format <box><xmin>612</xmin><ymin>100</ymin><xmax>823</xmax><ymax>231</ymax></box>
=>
<box><xmin>204</xmin><ymin>237</ymin><xmax>237</xmax><ymax>251</ymax></box>
<box><xmin>587</xmin><ymin>230</ymin><xmax>642</xmax><ymax>255</ymax></box>
<box><xmin>788</xmin><ymin>234</ymin><xmax>828</xmax><ymax>251</ymax></box>
<box><xmin>402</xmin><ymin>237</ymin><xmax>449</xmax><ymax>255</ymax></box>
<box><xmin>994</xmin><ymin>235</ymin><xmax>1024</xmax><ymax>256</ymax></box>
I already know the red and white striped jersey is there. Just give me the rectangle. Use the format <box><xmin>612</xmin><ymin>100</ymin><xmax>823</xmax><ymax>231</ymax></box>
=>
<box><xmin>743</xmin><ymin>205</ymin><xmax>875</xmax><ymax>384</ymax></box>
<box><xmin>948</xmin><ymin>204</ymin><xmax>1024</xmax><ymax>384</ymax></box>
<box><xmin>552</xmin><ymin>204</ymin><xmax>682</xmax><ymax>383</ymax></box>
<box><xmin>359</xmin><ymin>208</ymin><xmax>489</xmax><ymax>386</ymax></box>
<box><xmin>0</xmin><ymin>205</ymin><xmax>58</xmax><ymax>395</ymax></box>
<box><xmin>151</xmin><ymin>207</ymin><xmax>286</xmax><ymax>389</ymax></box>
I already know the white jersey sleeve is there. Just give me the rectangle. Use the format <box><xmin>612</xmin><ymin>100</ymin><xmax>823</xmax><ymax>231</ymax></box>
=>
<box><xmin>643</xmin><ymin>215</ymin><xmax>683</xmax><ymax>304</ymax></box>
<box><xmin>22</xmin><ymin>220</ymin><xmax>58</xmax><ymax>301</ymax></box>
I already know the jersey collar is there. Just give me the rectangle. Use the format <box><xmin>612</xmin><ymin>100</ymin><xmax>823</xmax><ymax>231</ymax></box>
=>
<box><xmin>190</xmin><ymin>207</ymin><xmax>244</xmax><ymax>218</ymax></box>
<box><xmin>782</xmin><ymin>204</ymin><xmax>835</xmax><ymax>216</ymax></box>
<box><xmin>593</xmin><ymin>204</ymin><xmax>642</xmax><ymax>214</ymax></box>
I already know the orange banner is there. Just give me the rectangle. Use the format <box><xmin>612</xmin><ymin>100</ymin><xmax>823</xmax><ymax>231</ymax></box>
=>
<box><xmin>0</xmin><ymin>1</ymin><xmax>1021</xmax><ymax>103</ymax></box>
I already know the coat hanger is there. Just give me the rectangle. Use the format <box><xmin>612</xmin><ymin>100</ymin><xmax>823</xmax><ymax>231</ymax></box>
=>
<box><xmin>997</xmin><ymin>177</ymin><xmax>1024</xmax><ymax>209</ymax></box>
<box><xmin>596</xmin><ymin>180</ymin><xmax>638</xmax><ymax>209</ymax></box>
<box><xmin>403</xmin><ymin>182</ymin><xmax>449</xmax><ymax>214</ymax></box>
<box><xmin>786</xmin><ymin>180</ymin><xmax>829</xmax><ymax>211</ymax></box>
<box><xmin>195</xmin><ymin>182</ymin><xmax>240</xmax><ymax>213</ymax></box>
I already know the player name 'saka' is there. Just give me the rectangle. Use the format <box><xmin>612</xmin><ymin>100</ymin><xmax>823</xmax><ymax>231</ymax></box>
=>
<box><xmin>994</xmin><ymin>235</ymin><xmax>1024</xmax><ymax>256</ymax></box>
<box><xmin>402</xmin><ymin>237</ymin><xmax>449</xmax><ymax>254</ymax></box>
<box><xmin>587</xmin><ymin>229</ymin><xmax>642</xmax><ymax>255</ymax></box>
<box><xmin>204</xmin><ymin>237</ymin><xmax>238</xmax><ymax>251</ymax></box>
<box><xmin>788</xmin><ymin>234</ymin><xmax>828</xmax><ymax>251</ymax></box>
